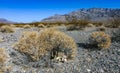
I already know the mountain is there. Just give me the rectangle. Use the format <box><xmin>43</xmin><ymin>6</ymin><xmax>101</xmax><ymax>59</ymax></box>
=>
<box><xmin>0</xmin><ymin>18</ymin><xmax>15</xmax><ymax>23</ymax></box>
<box><xmin>41</xmin><ymin>8</ymin><xmax>120</xmax><ymax>23</ymax></box>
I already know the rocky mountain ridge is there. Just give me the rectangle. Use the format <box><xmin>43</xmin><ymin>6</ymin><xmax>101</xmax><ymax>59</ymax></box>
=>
<box><xmin>41</xmin><ymin>8</ymin><xmax>120</xmax><ymax>22</ymax></box>
<box><xmin>0</xmin><ymin>18</ymin><xmax>15</xmax><ymax>23</ymax></box>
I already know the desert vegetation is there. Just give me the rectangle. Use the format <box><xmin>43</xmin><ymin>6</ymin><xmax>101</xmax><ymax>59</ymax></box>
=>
<box><xmin>105</xmin><ymin>17</ymin><xmax>120</xmax><ymax>28</ymax></box>
<box><xmin>89</xmin><ymin>31</ymin><xmax>111</xmax><ymax>49</ymax></box>
<box><xmin>23</xmin><ymin>25</ymin><xmax>31</xmax><ymax>29</ymax></box>
<box><xmin>13</xmin><ymin>28</ymin><xmax>77</xmax><ymax>62</ymax></box>
<box><xmin>0</xmin><ymin>48</ymin><xmax>9</xmax><ymax>72</ymax></box>
<box><xmin>0</xmin><ymin>25</ymin><xmax>14</xmax><ymax>33</ymax></box>
<box><xmin>0</xmin><ymin>8</ymin><xmax>120</xmax><ymax>72</ymax></box>
<box><xmin>0</xmin><ymin>19</ymin><xmax>119</xmax><ymax>72</ymax></box>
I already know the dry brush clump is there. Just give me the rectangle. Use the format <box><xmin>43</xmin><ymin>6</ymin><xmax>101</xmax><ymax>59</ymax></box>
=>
<box><xmin>109</xmin><ymin>17</ymin><xmax>120</xmax><ymax>28</ymax></box>
<box><xmin>66</xmin><ymin>25</ymin><xmax>79</xmax><ymax>31</ymax></box>
<box><xmin>13</xmin><ymin>28</ymin><xmax>77</xmax><ymax>62</ymax></box>
<box><xmin>0</xmin><ymin>48</ymin><xmax>9</xmax><ymax>72</ymax></box>
<box><xmin>97</xmin><ymin>26</ymin><xmax>106</xmax><ymax>31</ymax></box>
<box><xmin>23</xmin><ymin>25</ymin><xmax>31</xmax><ymax>28</ymax></box>
<box><xmin>89</xmin><ymin>31</ymin><xmax>111</xmax><ymax>49</ymax></box>
<box><xmin>13</xmin><ymin>31</ymin><xmax>38</xmax><ymax>61</ymax></box>
<box><xmin>37</xmin><ymin>24</ymin><xmax>46</xmax><ymax>28</ymax></box>
<box><xmin>0</xmin><ymin>25</ymin><xmax>14</xmax><ymax>33</ymax></box>
<box><xmin>38</xmin><ymin>28</ymin><xmax>77</xmax><ymax>61</ymax></box>
<box><xmin>10</xmin><ymin>24</ymin><xmax>16</xmax><ymax>28</ymax></box>
<box><xmin>87</xmin><ymin>23</ymin><xmax>95</xmax><ymax>27</ymax></box>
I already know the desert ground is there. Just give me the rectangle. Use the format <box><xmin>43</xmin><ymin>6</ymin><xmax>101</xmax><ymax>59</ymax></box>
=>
<box><xmin>0</xmin><ymin>25</ymin><xmax>120</xmax><ymax>73</ymax></box>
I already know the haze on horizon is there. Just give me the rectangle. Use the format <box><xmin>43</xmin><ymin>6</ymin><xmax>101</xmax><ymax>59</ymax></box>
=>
<box><xmin>0</xmin><ymin>0</ymin><xmax>120</xmax><ymax>23</ymax></box>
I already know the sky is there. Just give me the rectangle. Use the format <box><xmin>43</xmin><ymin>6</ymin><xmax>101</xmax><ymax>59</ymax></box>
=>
<box><xmin>0</xmin><ymin>0</ymin><xmax>120</xmax><ymax>23</ymax></box>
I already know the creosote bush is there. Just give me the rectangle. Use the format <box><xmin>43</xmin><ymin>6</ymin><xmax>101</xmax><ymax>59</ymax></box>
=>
<box><xmin>14</xmin><ymin>28</ymin><xmax>77</xmax><ymax>62</ymax></box>
<box><xmin>0</xmin><ymin>25</ymin><xmax>14</xmax><ymax>33</ymax></box>
<box><xmin>0</xmin><ymin>48</ymin><xmax>9</xmax><ymax>72</ymax></box>
<box><xmin>90</xmin><ymin>31</ymin><xmax>111</xmax><ymax>49</ymax></box>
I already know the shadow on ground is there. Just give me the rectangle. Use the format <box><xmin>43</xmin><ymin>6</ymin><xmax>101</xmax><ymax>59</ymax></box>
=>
<box><xmin>77</xmin><ymin>43</ymin><xmax>101</xmax><ymax>51</ymax></box>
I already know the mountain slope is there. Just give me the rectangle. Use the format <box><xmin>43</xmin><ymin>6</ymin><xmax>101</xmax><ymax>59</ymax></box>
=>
<box><xmin>41</xmin><ymin>8</ymin><xmax>120</xmax><ymax>22</ymax></box>
<box><xmin>0</xmin><ymin>18</ymin><xmax>15</xmax><ymax>23</ymax></box>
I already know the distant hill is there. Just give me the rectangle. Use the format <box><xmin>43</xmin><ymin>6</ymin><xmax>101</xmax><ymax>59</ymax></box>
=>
<box><xmin>0</xmin><ymin>18</ymin><xmax>15</xmax><ymax>24</ymax></box>
<box><xmin>41</xmin><ymin>8</ymin><xmax>120</xmax><ymax>23</ymax></box>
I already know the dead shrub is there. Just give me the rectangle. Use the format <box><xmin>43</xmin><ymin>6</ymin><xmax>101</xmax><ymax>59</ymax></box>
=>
<box><xmin>13</xmin><ymin>31</ymin><xmax>38</xmax><ymax>61</ymax></box>
<box><xmin>90</xmin><ymin>31</ymin><xmax>111</xmax><ymax>49</ymax></box>
<box><xmin>0</xmin><ymin>25</ymin><xmax>14</xmax><ymax>33</ymax></box>
<box><xmin>38</xmin><ymin>28</ymin><xmax>77</xmax><ymax>60</ymax></box>
<box><xmin>97</xmin><ymin>26</ymin><xmax>106</xmax><ymax>31</ymax></box>
<box><xmin>66</xmin><ymin>25</ymin><xmax>78</xmax><ymax>31</ymax></box>
<box><xmin>87</xmin><ymin>23</ymin><xmax>95</xmax><ymax>27</ymax></box>
<box><xmin>110</xmin><ymin>17</ymin><xmax>120</xmax><ymax>28</ymax></box>
<box><xmin>13</xmin><ymin>28</ymin><xmax>77</xmax><ymax>62</ymax></box>
<box><xmin>23</xmin><ymin>25</ymin><xmax>31</xmax><ymax>28</ymax></box>
<box><xmin>38</xmin><ymin>24</ymin><xmax>46</xmax><ymax>28</ymax></box>
<box><xmin>0</xmin><ymin>48</ymin><xmax>9</xmax><ymax>72</ymax></box>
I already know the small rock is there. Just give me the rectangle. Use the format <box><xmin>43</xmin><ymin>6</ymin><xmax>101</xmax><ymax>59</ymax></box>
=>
<box><xmin>87</xmin><ymin>69</ymin><xmax>91</xmax><ymax>72</ymax></box>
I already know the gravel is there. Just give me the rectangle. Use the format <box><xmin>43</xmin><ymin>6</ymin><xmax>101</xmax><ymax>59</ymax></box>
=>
<box><xmin>0</xmin><ymin>27</ymin><xmax>120</xmax><ymax>73</ymax></box>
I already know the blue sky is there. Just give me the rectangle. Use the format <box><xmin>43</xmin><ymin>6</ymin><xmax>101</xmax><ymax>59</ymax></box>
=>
<box><xmin>0</xmin><ymin>0</ymin><xmax>120</xmax><ymax>23</ymax></box>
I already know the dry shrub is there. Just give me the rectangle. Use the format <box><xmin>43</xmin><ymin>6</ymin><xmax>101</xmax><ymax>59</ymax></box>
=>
<box><xmin>13</xmin><ymin>28</ymin><xmax>77</xmax><ymax>62</ymax></box>
<box><xmin>87</xmin><ymin>23</ymin><xmax>95</xmax><ymax>27</ymax></box>
<box><xmin>13</xmin><ymin>31</ymin><xmax>38</xmax><ymax>61</ymax></box>
<box><xmin>10</xmin><ymin>24</ymin><xmax>16</xmax><ymax>28</ymax></box>
<box><xmin>90</xmin><ymin>31</ymin><xmax>111</xmax><ymax>49</ymax></box>
<box><xmin>23</xmin><ymin>25</ymin><xmax>31</xmax><ymax>28</ymax></box>
<box><xmin>38</xmin><ymin>24</ymin><xmax>46</xmax><ymax>28</ymax></box>
<box><xmin>14</xmin><ymin>24</ymin><xmax>24</xmax><ymax>28</ymax></box>
<box><xmin>77</xmin><ymin>20</ymin><xmax>90</xmax><ymax>28</ymax></box>
<box><xmin>0</xmin><ymin>23</ymin><xmax>7</xmax><ymax>27</ymax></box>
<box><xmin>0</xmin><ymin>48</ymin><xmax>9</xmax><ymax>72</ymax></box>
<box><xmin>38</xmin><ymin>28</ymin><xmax>77</xmax><ymax>60</ymax></box>
<box><xmin>109</xmin><ymin>17</ymin><xmax>120</xmax><ymax>28</ymax></box>
<box><xmin>66</xmin><ymin>25</ymin><xmax>78</xmax><ymax>31</ymax></box>
<box><xmin>97</xmin><ymin>26</ymin><xmax>106</xmax><ymax>31</ymax></box>
<box><xmin>0</xmin><ymin>25</ymin><xmax>14</xmax><ymax>33</ymax></box>
<box><xmin>92</xmin><ymin>22</ymin><xmax>103</xmax><ymax>27</ymax></box>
